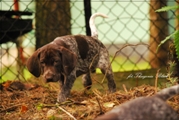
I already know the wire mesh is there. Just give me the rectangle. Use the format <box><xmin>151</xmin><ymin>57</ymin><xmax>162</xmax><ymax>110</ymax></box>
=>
<box><xmin>0</xmin><ymin>0</ymin><xmax>177</xmax><ymax>82</ymax></box>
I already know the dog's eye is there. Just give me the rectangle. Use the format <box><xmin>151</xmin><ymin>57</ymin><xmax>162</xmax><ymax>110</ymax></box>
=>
<box><xmin>54</xmin><ymin>60</ymin><xmax>59</xmax><ymax>64</ymax></box>
<box><xmin>40</xmin><ymin>61</ymin><xmax>45</xmax><ymax>65</ymax></box>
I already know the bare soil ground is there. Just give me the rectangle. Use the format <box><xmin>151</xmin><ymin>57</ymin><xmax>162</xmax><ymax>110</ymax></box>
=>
<box><xmin>0</xmin><ymin>81</ymin><xmax>179</xmax><ymax>120</ymax></box>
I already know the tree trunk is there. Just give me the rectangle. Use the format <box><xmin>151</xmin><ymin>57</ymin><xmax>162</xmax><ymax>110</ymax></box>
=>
<box><xmin>149</xmin><ymin>0</ymin><xmax>169</xmax><ymax>68</ymax></box>
<box><xmin>176</xmin><ymin>0</ymin><xmax>179</xmax><ymax>30</ymax></box>
<box><xmin>35</xmin><ymin>0</ymin><xmax>71</xmax><ymax>49</ymax></box>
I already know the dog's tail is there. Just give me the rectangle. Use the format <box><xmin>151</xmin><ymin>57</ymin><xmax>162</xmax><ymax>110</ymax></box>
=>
<box><xmin>89</xmin><ymin>13</ymin><xmax>108</xmax><ymax>39</ymax></box>
<box><xmin>155</xmin><ymin>84</ymin><xmax>179</xmax><ymax>101</ymax></box>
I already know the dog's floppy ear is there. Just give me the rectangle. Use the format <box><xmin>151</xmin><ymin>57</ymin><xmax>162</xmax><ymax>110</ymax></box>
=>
<box><xmin>26</xmin><ymin>49</ymin><xmax>41</xmax><ymax>77</ymax></box>
<box><xmin>59</xmin><ymin>47</ymin><xmax>77</xmax><ymax>75</ymax></box>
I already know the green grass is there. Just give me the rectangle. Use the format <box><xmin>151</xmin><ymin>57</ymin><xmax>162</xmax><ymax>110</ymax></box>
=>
<box><xmin>1</xmin><ymin>66</ymin><xmax>32</xmax><ymax>83</ymax></box>
<box><xmin>96</xmin><ymin>56</ymin><xmax>150</xmax><ymax>73</ymax></box>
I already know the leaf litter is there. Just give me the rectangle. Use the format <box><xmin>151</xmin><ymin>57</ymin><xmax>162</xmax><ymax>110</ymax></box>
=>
<box><xmin>0</xmin><ymin>81</ymin><xmax>179</xmax><ymax>120</ymax></box>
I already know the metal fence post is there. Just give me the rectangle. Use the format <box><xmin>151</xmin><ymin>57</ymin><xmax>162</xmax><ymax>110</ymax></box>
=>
<box><xmin>84</xmin><ymin>0</ymin><xmax>92</xmax><ymax>36</ymax></box>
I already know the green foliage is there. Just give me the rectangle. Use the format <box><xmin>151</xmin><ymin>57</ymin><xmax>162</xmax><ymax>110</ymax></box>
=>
<box><xmin>166</xmin><ymin>61</ymin><xmax>178</xmax><ymax>86</ymax></box>
<box><xmin>48</xmin><ymin>116</ymin><xmax>56</xmax><ymax>120</ymax></box>
<box><xmin>36</xmin><ymin>103</ymin><xmax>44</xmax><ymax>111</ymax></box>
<box><xmin>156</xmin><ymin>4</ymin><xmax>179</xmax><ymax>86</ymax></box>
<box><xmin>156</xmin><ymin>5</ymin><xmax>179</xmax><ymax>61</ymax></box>
<box><xmin>174</xmin><ymin>30</ymin><xmax>179</xmax><ymax>60</ymax></box>
<box><xmin>155</xmin><ymin>5</ymin><xmax>179</xmax><ymax>12</ymax></box>
<box><xmin>156</xmin><ymin>30</ymin><xmax>178</xmax><ymax>52</ymax></box>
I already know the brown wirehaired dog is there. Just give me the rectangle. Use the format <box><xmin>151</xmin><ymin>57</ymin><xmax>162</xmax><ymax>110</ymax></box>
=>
<box><xmin>26</xmin><ymin>13</ymin><xmax>116</xmax><ymax>102</ymax></box>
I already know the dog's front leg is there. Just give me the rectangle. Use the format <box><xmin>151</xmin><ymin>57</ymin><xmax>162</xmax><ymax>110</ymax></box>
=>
<box><xmin>57</xmin><ymin>74</ymin><xmax>76</xmax><ymax>103</ymax></box>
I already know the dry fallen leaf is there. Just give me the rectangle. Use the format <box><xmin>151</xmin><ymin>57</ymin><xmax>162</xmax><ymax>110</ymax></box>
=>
<box><xmin>47</xmin><ymin>109</ymin><xmax>57</xmax><ymax>118</ymax></box>
<box><xmin>2</xmin><ymin>81</ymin><xmax>12</xmax><ymax>90</ymax></box>
<box><xmin>20</xmin><ymin>105</ymin><xmax>28</xmax><ymax>113</ymax></box>
<box><xmin>103</xmin><ymin>102</ymin><xmax>115</xmax><ymax>108</ymax></box>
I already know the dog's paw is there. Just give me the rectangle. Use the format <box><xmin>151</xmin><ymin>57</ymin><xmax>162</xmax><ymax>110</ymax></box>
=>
<box><xmin>109</xmin><ymin>85</ymin><xmax>116</xmax><ymax>93</ymax></box>
<box><xmin>57</xmin><ymin>94</ymin><xmax>67</xmax><ymax>103</ymax></box>
<box><xmin>109</xmin><ymin>88</ymin><xmax>116</xmax><ymax>93</ymax></box>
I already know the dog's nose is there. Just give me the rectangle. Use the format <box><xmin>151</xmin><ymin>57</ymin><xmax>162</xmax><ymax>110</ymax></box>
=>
<box><xmin>44</xmin><ymin>73</ymin><xmax>54</xmax><ymax>82</ymax></box>
<box><xmin>43</xmin><ymin>69</ymin><xmax>55</xmax><ymax>82</ymax></box>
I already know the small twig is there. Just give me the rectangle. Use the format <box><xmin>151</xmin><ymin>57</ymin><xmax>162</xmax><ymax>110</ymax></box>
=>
<box><xmin>155</xmin><ymin>69</ymin><xmax>160</xmax><ymax>93</ymax></box>
<box><xmin>122</xmin><ymin>84</ymin><xmax>128</xmax><ymax>93</ymax></box>
<box><xmin>65</xmin><ymin>99</ymin><xmax>86</xmax><ymax>106</ymax></box>
<box><xmin>88</xmin><ymin>53</ymin><xmax>107</xmax><ymax>91</ymax></box>
<box><xmin>101</xmin><ymin>43</ymin><xmax>149</xmax><ymax>83</ymax></box>
<box><xmin>93</xmin><ymin>89</ymin><xmax>103</xmax><ymax>99</ymax></box>
<box><xmin>147</xmin><ymin>91</ymin><xmax>155</xmax><ymax>97</ymax></box>
<box><xmin>57</xmin><ymin>106</ymin><xmax>77</xmax><ymax>120</ymax></box>
<box><xmin>73</xmin><ymin>101</ymin><xmax>86</xmax><ymax>106</ymax></box>
<box><xmin>89</xmin><ymin>53</ymin><xmax>99</xmax><ymax>70</ymax></box>
<box><xmin>0</xmin><ymin>104</ymin><xmax>21</xmax><ymax>113</ymax></box>
<box><xmin>92</xmin><ymin>77</ymin><xmax>106</xmax><ymax>91</ymax></box>
<box><xmin>96</xmin><ymin>97</ymin><xmax>104</xmax><ymax>115</ymax></box>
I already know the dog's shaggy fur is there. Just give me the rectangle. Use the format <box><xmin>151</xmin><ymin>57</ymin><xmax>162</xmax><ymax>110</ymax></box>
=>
<box><xmin>26</xmin><ymin>13</ymin><xmax>116</xmax><ymax>102</ymax></box>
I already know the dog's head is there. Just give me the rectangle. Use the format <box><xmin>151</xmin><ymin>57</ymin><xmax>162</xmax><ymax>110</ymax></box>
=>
<box><xmin>26</xmin><ymin>44</ymin><xmax>77</xmax><ymax>83</ymax></box>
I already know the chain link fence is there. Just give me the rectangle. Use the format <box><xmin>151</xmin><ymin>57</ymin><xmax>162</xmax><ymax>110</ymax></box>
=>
<box><xmin>0</xmin><ymin>0</ymin><xmax>177</xmax><ymax>82</ymax></box>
